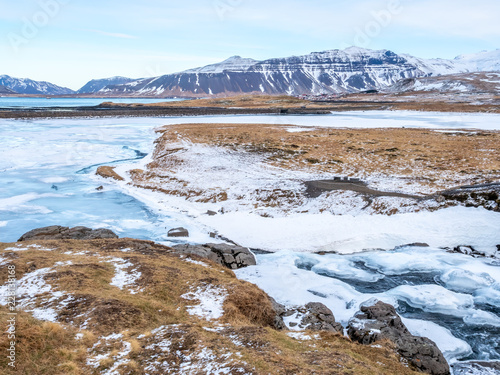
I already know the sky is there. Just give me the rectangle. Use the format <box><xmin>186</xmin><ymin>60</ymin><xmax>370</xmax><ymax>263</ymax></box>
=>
<box><xmin>1</xmin><ymin>0</ymin><xmax>499</xmax><ymax>90</ymax></box>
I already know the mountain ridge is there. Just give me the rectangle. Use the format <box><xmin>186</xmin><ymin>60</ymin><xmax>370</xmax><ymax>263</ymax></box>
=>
<box><xmin>88</xmin><ymin>47</ymin><xmax>500</xmax><ymax>97</ymax></box>
<box><xmin>3</xmin><ymin>47</ymin><xmax>500</xmax><ymax>97</ymax></box>
<box><xmin>0</xmin><ymin>75</ymin><xmax>74</xmax><ymax>95</ymax></box>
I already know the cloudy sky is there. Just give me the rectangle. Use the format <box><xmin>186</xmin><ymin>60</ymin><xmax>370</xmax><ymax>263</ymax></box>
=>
<box><xmin>1</xmin><ymin>0</ymin><xmax>499</xmax><ymax>90</ymax></box>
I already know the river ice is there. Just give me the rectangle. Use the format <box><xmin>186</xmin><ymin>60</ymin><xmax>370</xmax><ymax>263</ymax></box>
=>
<box><xmin>1</xmin><ymin>112</ymin><xmax>500</xmax><ymax>370</ymax></box>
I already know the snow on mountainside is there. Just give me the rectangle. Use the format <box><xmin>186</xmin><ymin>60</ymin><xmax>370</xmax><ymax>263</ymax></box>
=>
<box><xmin>183</xmin><ymin>56</ymin><xmax>258</xmax><ymax>74</ymax></box>
<box><xmin>95</xmin><ymin>47</ymin><xmax>500</xmax><ymax>97</ymax></box>
<box><xmin>454</xmin><ymin>49</ymin><xmax>500</xmax><ymax>72</ymax></box>
<box><xmin>0</xmin><ymin>84</ymin><xmax>17</xmax><ymax>94</ymax></box>
<box><xmin>0</xmin><ymin>75</ymin><xmax>74</xmax><ymax>95</ymax></box>
<box><xmin>392</xmin><ymin>72</ymin><xmax>500</xmax><ymax>94</ymax></box>
<box><xmin>77</xmin><ymin>76</ymin><xmax>137</xmax><ymax>94</ymax></box>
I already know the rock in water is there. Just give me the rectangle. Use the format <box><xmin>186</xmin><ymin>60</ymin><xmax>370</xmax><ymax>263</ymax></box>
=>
<box><xmin>18</xmin><ymin>225</ymin><xmax>119</xmax><ymax>241</ymax></box>
<box><xmin>167</xmin><ymin>227</ymin><xmax>189</xmax><ymax>237</ymax></box>
<box><xmin>347</xmin><ymin>301</ymin><xmax>450</xmax><ymax>375</ymax></box>
<box><xmin>172</xmin><ymin>243</ymin><xmax>256</xmax><ymax>269</ymax></box>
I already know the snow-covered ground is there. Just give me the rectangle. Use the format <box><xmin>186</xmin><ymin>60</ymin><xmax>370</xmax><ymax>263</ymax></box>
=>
<box><xmin>1</xmin><ymin>113</ymin><xmax>500</xmax><ymax>369</ymax></box>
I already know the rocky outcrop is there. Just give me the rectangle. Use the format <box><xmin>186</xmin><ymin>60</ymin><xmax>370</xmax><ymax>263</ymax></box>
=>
<box><xmin>276</xmin><ymin>302</ymin><xmax>343</xmax><ymax>333</ymax></box>
<box><xmin>172</xmin><ymin>243</ymin><xmax>256</xmax><ymax>269</ymax></box>
<box><xmin>435</xmin><ymin>183</ymin><xmax>500</xmax><ymax>212</ymax></box>
<box><xmin>448</xmin><ymin>245</ymin><xmax>498</xmax><ymax>259</ymax></box>
<box><xmin>347</xmin><ymin>301</ymin><xmax>450</xmax><ymax>375</ymax></box>
<box><xmin>18</xmin><ymin>225</ymin><xmax>119</xmax><ymax>241</ymax></box>
<box><xmin>167</xmin><ymin>227</ymin><xmax>189</xmax><ymax>237</ymax></box>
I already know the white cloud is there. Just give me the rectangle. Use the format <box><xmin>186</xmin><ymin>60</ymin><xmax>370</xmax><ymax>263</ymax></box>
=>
<box><xmin>394</xmin><ymin>0</ymin><xmax>500</xmax><ymax>38</ymax></box>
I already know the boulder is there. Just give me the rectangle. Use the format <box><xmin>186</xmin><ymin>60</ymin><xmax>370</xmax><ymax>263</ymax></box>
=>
<box><xmin>19</xmin><ymin>225</ymin><xmax>118</xmax><ymax>241</ymax></box>
<box><xmin>167</xmin><ymin>227</ymin><xmax>189</xmax><ymax>237</ymax></box>
<box><xmin>279</xmin><ymin>302</ymin><xmax>343</xmax><ymax>333</ymax></box>
<box><xmin>347</xmin><ymin>301</ymin><xmax>450</xmax><ymax>375</ymax></box>
<box><xmin>300</xmin><ymin>302</ymin><xmax>344</xmax><ymax>332</ymax></box>
<box><xmin>172</xmin><ymin>243</ymin><xmax>256</xmax><ymax>269</ymax></box>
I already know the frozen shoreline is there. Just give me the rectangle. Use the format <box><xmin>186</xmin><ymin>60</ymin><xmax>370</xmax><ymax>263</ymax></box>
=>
<box><xmin>2</xmin><ymin>113</ymin><xmax>500</xmax><ymax>367</ymax></box>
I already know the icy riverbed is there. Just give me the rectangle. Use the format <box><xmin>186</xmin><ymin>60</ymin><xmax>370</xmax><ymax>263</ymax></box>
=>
<box><xmin>235</xmin><ymin>248</ymin><xmax>500</xmax><ymax>364</ymax></box>
<box><xmin>1</xmin><ymin>112</ymin><xmax>500</xmax><ymax>371</ymax></box>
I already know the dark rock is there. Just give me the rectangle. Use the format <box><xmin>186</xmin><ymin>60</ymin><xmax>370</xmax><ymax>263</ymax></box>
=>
<box><xmin>96</xmin><ymin>185</ymin><xmax>104</xmax><ymax>191</ymax></box>
<box><xmin>450</xmin><ymin>245</ymin><xmax>494</xmax><ymax>258</ymax></box>
<box><xmin>300</xmin><ymin>302</ymin><xmax>343</xmax><ymax>332</ymax></box>
<box><xmin>19</xmin><ymin>225</ymin><xmax>118</xmax><ymax>241</ymax></box>
<box><xmin>206</xmin><ymin>210</ymin><xmax>217</xmax><ymax>216</ymax></box>
<box><xmin>167</xmin><ymin>227</ymin><xmax>189</xmax><ymax>237</ymax></box>
<box><xmin>395</xmin><ymin>242</ymin><xmax>429</xmax><ymax>249</ymax></box>
<box><xmin>172</xmin><ymin>243</ymin><xmax>256</xmax><ymax>269</ymax></box>
<box><xmin>269</xmin><ymin>297</ymin><xmax>286</xmax><ymax>330</ymax></box>
<box><xmin>278</xmin><ymin>302</ymin><xmax>343</xmax><ymax>333</ymax></box>
<box><xmin>437</xmin><ymin>183</ymin><xmax>500</xmax><ymax>212</ymax></box>
<box><xmin>452</xmin><ymin>361</ymin><xmax>500</xmax><ymax>375</ymax></box>
<box><xmin>347</xmin><ymin>300</ymin><xmax>450</xmax><ymax>375</ymax></box>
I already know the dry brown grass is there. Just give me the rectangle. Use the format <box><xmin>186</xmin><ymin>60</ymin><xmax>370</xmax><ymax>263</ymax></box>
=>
<box><xmin>0</xmin><ymin>307</ymin><xmax>89</xmax><ymax>374</ymax></box>
<box><xmin>96</xmin><ymin>166</ymin><xmax>124</xmax><ymax>181</ymax></box>
<box><xmin>104</xmin><ymin>95</ymin><xmax>311</xmax><ymax>109</ymax></box>
<box><xmin>145</xmin><ymin>123</ymin><xmax>500</xmax><ymax>193</ymax></box>
<box><xmin>102</xmin><ymin>93</ymin><xmax>500</xmax><ymax>113</ymax></box>
<box><xmin>0</xmin><ymin>239</ymin><xmax>420</xmax><ymax>374</ymax></box>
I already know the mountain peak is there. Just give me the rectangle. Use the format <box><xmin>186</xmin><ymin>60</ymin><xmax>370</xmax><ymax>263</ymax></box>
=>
<box><xmin>182</xmin><ymin>56</ymin><xmax>259</xmax><ymax>74</ymax></box>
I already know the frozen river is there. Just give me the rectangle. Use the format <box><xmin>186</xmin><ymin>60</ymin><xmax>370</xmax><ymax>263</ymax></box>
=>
<box><xmin>1</xmin><ymin>111</ymin><xmax>500</xmax><ymax>370</ymax></box>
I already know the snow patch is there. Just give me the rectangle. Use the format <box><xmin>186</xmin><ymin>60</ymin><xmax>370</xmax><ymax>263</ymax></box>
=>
<box><xmin>181</xmin><ymin>285</ymin><xmax>227</xmax><ymax>320</ymax></box>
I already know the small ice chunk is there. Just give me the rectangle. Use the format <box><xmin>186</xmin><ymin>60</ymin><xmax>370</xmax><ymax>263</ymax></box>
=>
<box><xmin>387</xmin><ymin>284</ymin><xmax>474</xmax><ymax>316</ymax></box>
<box><xmin>439</xmin><ymin>269</ymin><xmax>494</xmax><ymax>294</ymax></box>
<box><xmin>474</xmin><ymin>282</ymin><xmax>500</xmax><ymax>306</ymax></box>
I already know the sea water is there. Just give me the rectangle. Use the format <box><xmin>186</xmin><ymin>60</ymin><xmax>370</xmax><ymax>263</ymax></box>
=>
<box><xmin>0</xmin><ymin>97</ymin><xmax>185</xmax><ymax>108</ymax></box>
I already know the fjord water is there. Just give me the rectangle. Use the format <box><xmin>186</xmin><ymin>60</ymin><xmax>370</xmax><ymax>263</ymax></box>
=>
<box><xmin>0</xmin><ymin>97</ymin><xmax>185</xmax><ymax>108</ymax></box>
<box><xmin>1</xmin><ymin>113</ymin><xmax>500</xmax><ymax>367</ymax></box>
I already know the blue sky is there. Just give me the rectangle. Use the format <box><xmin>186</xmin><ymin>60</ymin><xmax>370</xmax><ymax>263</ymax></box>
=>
<box><xmin>1</xmin><ymin>0</ymin><xmax>499</xmax><ymax>90</ymax></box>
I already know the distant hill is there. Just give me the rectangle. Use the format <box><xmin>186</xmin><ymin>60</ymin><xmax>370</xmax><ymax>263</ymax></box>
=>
<box><xmin>77</xmin><ymin>76</ymin><xmax>137</xmax><ymax>94</ymax></box>
<box><xmin>0</xmin><ymin>75</ymin><xmax>74</xmax><ymax>95</ymax></box>
<box><xmin>391</xmin><ymin>71</ymin><xmax>500</xmax><ymax>94</ymax></box>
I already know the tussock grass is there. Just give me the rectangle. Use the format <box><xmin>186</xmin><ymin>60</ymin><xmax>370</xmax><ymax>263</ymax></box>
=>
<box><xmin>0</xmin><ymin>239</ymin><xmax>419</xmax><ymax>374</ymax></box>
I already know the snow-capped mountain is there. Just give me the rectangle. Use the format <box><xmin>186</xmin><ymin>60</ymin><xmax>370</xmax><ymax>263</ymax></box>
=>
<box><xmin>0</xmin><ymin>75</ymin><xmax>74</xmax><ymax>95</ymax></box>
<box><xmin>77</xmin><ymin>76</ymin><xmax>136</xmax><ymax>94</ymax></box>
<box><xmin>91</xmin><ymin>47</ymin><xmax>500</xmax><ymax>97</ymax></box>
<box><xmin>183</xmin><ymin>56</ymin><xmax>258</xmax><ymax>74</ymax></box>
